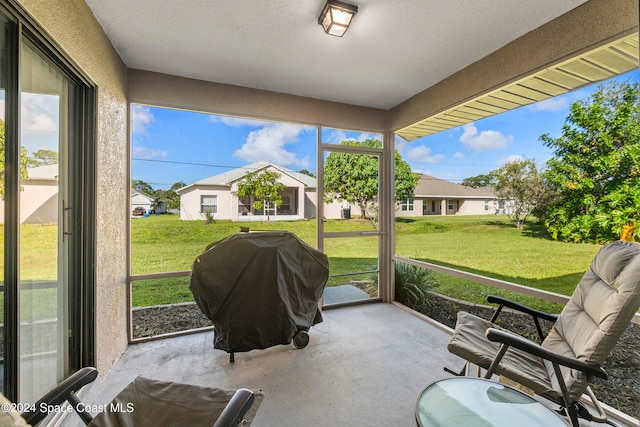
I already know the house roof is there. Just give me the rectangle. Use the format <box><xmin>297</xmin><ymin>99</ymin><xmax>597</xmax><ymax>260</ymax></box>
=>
<box><xmin>25</xmin><ymin>164</ymin><xmax>58</xmax><ymax>181</ymax></box>
<box><xmin>84</xmin><ymin>1</ymin><xmax>588</xmax><ymax>111</ymax></box>
<box><xmin>178</xmin><ymin>162</ymin><xmax>316</xmax><ymax>193</ymax></box>
<box><xmin>414</xmin><ymin>174</ymin><xmax>495</xmax><ymax>199</ymax></box>
<box><xmin>131</xmin><ymin>189</ymin><xmax>154</xmax><ymax>201</ymax></box>
<box><xmin>397</xmin><ymin>32</ymin><xmax>639</xmax><ymax>141</ymax></box>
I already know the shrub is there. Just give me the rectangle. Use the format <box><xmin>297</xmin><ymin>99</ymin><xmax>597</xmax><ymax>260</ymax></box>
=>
<box><xmin>394</xmin><ymin>262</ymin><xmax>438</xmax><ymax>309</ymax></box>
<box><xmin>204</xmin><ymin>211</ymin><xmax>215</xmax><ymax>224</ymax></box>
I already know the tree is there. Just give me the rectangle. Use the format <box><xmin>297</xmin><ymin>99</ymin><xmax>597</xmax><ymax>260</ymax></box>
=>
<box><xmin>0</xmin><ymin>119</ymin><xmax>30</xmax><ymax>200</ymax></box>
<box><xmin>132</xmin><ymin>179</ymin><xmax>155</xmax><ymax>194</ymax></box>
<box><xmin>233</xmin><ymin>170</ymin><xmax>285</xmax><ymax>222</ymax></box>
<box><xmin>323</xmin><ymin>139</ymin><xmax>418</xmax><ymax>221</ymax></box>
<box><xmin>164</xmin><ymin>181</ymin><xmax>186</xmax><ymax>210</ymax></box>
<box><xmin>29</xmin><ymin>149</ymin><xmax>58</xmax><ymax>166</ymax></box>
<box><xmin>298</xmin><ymin>169</ymin><xmax>316</xmax><ymax>178</ymax></box>
<box><xmin>493</xmin><ymin>158</ymin><xmax>550</xmax><ymax>229</ymax></box>
<box><xmin>461</xmin><ymin>173</ymin><xmax>496</xmax><ymax>188</ymax></box>
<box><xmin>541</xmin><ymin>82</ymin><xmax>640</xmax><ymax>243</ymax></box>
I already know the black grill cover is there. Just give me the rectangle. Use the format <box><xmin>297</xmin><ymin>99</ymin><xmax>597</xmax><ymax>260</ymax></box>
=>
<box><xmin>189</xmin><ymin>231</ymin><xmax>329</xmax><ymax>353</ymax></box>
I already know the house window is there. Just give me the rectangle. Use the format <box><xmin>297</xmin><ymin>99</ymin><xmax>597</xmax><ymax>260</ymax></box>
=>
<box><xmin>278</xmin><ymin>196</ymin><xmax>291</xmax><ymax>215</ymax></box>
<box><xmin>431</xmin><ymin>200</ymin><xmax>436</xmax><ymax>213</ymax></box>
<box><xmin>238</xmin><ymin>196</ymin><xmax>251</xmax><ymax>215</ymax></box>
<box><xmin>448</xmin><ymin>200</ymin><xmax>454</xmax><ymax>211</ymax></box>
<box><xmin>401</xmin><ymin>198</ymin><xmax>414</xmax><ymax>211</ymax></box>
<box><xmin>201</xmin><ymin>195</ymin><xmax>218</xmax><ymax>213</ymax></box>
<box><xmin>485</xmin><ymin>200</ymin><xmax>489</xmax><ymax>211</ymax></box>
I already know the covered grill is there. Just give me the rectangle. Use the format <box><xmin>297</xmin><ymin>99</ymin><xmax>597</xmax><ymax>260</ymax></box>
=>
<box><xmin>190</xmin><ymin>231</ymin><xmax>329</xmax><ymax>361</ymax></box>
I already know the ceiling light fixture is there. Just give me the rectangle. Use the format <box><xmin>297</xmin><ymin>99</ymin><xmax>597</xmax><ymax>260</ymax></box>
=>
<box><xmin>318</xmin><ymin>0</ymin><xmax>358</xmax><ymax>37</ymax></box>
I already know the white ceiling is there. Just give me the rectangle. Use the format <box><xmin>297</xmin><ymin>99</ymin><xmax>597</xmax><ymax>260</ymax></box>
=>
<box><xmin>84</xmin><ymin>0</ymin><xmax>587</xmax><ymax>110</ymax></box>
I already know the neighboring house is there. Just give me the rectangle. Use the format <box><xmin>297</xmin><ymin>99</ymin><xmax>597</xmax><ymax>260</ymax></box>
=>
<box><xmin>131</xmin><ymin>189</ymin><xmax>167</xmax><ymax>214</ymax></box>
<box><xmin>178</xmin><ymin>163</ymin><xmax>499</xmax><ymax>221</ymax></box>
<box><xmin>396</xmin><ymin>174</ymin><xmax>498</xmax><ymax>217</ymax></box>
<box><xmin>0</xmin><ymin>164</ymin><xmax>59</xmax><ymax>225</ymax></box>
<box><xmin>177</xmin><ymin>162</ymin><xmax>323</xmax><ymax>221</ymax></box>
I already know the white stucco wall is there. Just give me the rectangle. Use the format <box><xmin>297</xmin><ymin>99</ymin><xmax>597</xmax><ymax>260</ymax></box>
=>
<box><xmin>180</xmin><ymin>166</ymin><xmax>313</xmax><ymax>221</ymax></box>
<box><xmin>394</xmin><ymin>197</ymin><xmax>497</xmax><ymax>217</ymax></box>
<box><xmin>179</xmin><ymin>185</ymin><xmax>230</xmax><ymax>221</ymax></box>
<box><xmin>0</xmin><ymin>179</ymin><xmax>58</xmax><ymax>224</ymax></box>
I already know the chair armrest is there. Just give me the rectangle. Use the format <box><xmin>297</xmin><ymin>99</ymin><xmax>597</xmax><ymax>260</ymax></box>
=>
<box><xmin>487</xmin><ymin>295</ymin><xmax>559</xmax><ymax>323</ymax></box>
<box><xmin>213</xmin><ymin>388</ymin><xmax>255</xmax><ymax>427</ymax></box>
<box><xmin>485</xmin><ymin>328</ymin><xmax>607</xmax><ymax>379</ymax></box>
<box><xmin>22</xmin><ymin>367</ymin><xmax>98</xmax><ymax>426</ymax></box>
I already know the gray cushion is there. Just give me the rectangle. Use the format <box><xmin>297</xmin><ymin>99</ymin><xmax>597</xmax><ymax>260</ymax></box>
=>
<box><xmin>88</xmin><ymin>376</ymin><xmax>263</xmax><ymax>427</ymax></box>
<box><xmin>448</xmin><ymin>240</ymin><xmax>640</xmax><ymax>402</ymax></box>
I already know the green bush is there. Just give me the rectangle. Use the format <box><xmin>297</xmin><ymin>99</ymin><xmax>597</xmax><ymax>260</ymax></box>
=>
<box><xmin>394</xmin><ymin>262</ymin><xmax>438</xmax><ymax>309</ymax></box>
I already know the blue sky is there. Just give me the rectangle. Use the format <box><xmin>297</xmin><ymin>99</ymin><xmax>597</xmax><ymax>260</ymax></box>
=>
<box><xmin>131</xmin><ymin>71</ymin><xmax>639</xmax><ymax>190</ymax></box>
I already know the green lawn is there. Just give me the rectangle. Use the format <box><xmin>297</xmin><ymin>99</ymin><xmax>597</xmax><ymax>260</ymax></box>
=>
<box><xmin>0</xmin><ymin>224</ymin><xmax>60</xmax><ymax>322</ymax></box>
<box><xmin>130</xmin><ymin>214</ymin><xmax>601</xmax><ymax>311</ymax></box>
<box><xmin>1</xmin><ymin>214</ymin><xmax>602</xmax><ymax>314</ymax></box>
<box><xmin>395</xmin><ymin>216</ymin><xmax>600</xmax><ymax>312</ymax></box>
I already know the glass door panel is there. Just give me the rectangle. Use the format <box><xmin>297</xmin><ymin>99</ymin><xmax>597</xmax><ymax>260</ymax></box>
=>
<box><xmin>322</xmin><ymin>235</ymin><xmax>379</xmax><ymax>304</ymax></box>
<box><xmin>322</xmin><ymin>150</ymin><xmax>381</xmax><ymax>233</ymax></box>
<box><xmin>321</xmin><ymin>133</ymin><xmax>382</xmax><ymax>233</ymax></box>
<box><xmin>0</xmin><ymin>12</ymin><xmax>9</xmax><ymax>395</ymax></box>
<box><xmin>320</xmin><ymin>128</ymin><xmax>383</xmax><ymax>305</ymax></box>
<box><xmin>18</xmin><ymin>41</ymin><xmax>72</xmax><ymax>403</ymax></box>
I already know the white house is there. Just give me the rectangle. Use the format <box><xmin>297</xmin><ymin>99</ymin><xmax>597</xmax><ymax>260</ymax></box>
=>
<box><xmin>178</xmin><ymin>163</ymin><xmax>500</xmax><ymax>221</ymax></box>
<box><xmin>131</xmin><ymin>189</ymin><xmax>167</xmax><ymax>215</ymax></box>
<box><xmin>396</xmin><ymin>174</ymin><xmax>498</xmax><ymax>217</ymax></box>
<box><xmin>0</xmin><ymin>164</ymin><xmax>59</xmax><ymax>225</ymax></box>
<box><xmin>177</xmin><ymin>162</ymin><xmax>323</xmax><ymax>221</ymax></box>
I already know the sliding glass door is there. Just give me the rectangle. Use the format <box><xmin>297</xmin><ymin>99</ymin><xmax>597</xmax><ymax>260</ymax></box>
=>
<box><xmin>18</xmin><ymin>39</ymin><xmax>75</xmax><ymax>403</ymax></box>
<box><xmin>1</xmin><ymin>2</ymin><xmax>95</xmax><ymax>403</ymax></box>
<box><xmin>0</xmin><ymin>10</ymin><xmax>13</xmax><ymax>396</ymax></box>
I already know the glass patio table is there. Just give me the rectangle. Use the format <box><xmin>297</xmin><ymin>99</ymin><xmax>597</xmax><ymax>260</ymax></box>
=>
<box><xmin>415</xmin><ymin>377</ymin><xmax>570</xmax><ymax>427</ymax></box>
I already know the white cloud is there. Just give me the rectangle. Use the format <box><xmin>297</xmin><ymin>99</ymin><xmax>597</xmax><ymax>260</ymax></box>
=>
<box><xmin>324</xmin><ymin>129</ymin><xmax>348</xmax><ymax>144</ymax></box>
<box><xmin>405</xmin><ymin>145</ymin><xmax>444</xmax><ymax>163</ymax></box>
<box><xmin>355</xmin><ymin>132</ymin><xmax>380</xmax><ymax>142</ymax></box>
<box><xmin>210</xmin><ymin>115</ymin><xmax>271</xmax><ymax>127</ymax></box>
<box><xmin>131</xmin><ymin>105</ymin><xmax>154</xmax><ymax>134</ymax></box>
<box><xmin>233</xmin><ymin>123</ymin><xmax>309</xmax><ymax>167</ymax></box>
<box><xmin>498</xmin><ymin>154</ymin><xmax>523</xmax><ymax>165</ymax></box>
<box><xmin>453</xmin><ymin>152</ymin><xmax>464</xmax><ymax>159</ymax></box>
<box><xmin>394</xmin><ymin>135</ymin><xmax>409</xmax><ymax>151</ymax></box>
<box><xmin>460</xmin><ymin>123</ymin><xmax>513</xmax><ymax>152</ymax></box>
<box><xmin>21</xmin><ymin>93</ymin><xmax>58</xmax><ymax>135</ymax></box>
<box><xmin>527</xmin><ymin>91</ymin><xmax>587</xmax><ymax>113</ymax></box>
<box><xmin>132</xmin><ymin>145</ymin><xmax>168</xmax><ymax>159</ymax></box>
<box><xmin>323</xmin><ymin>131</ymin><xmax>380</xmax><ymax>144</ymax></box>
<box><xmin>528</xmin><ymin>97</ymin><xmax>568</xmax><ymax>112</ymax></box>
<box><xmin>412</xmin><ymin>167</ymin><xmax>432</xmax><ymax>175</ymax></box>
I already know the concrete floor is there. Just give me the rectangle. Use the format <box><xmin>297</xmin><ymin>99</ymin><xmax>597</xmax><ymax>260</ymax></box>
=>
<box><xmin>57</xmin><ymin>303</ymin><xmax>635</xmax><ymax>427</ymax></box>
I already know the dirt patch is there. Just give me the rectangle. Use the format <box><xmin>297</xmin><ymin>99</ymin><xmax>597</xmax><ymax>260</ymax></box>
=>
<box><xmin>132</xmin><ymin>295</ymin><xmax>640</xmax><ymax>421</ymax></box>
<box><xmin>132</xmin><ymin>303</ymin><xmax>211</xmax><ymax>338</ymax></box>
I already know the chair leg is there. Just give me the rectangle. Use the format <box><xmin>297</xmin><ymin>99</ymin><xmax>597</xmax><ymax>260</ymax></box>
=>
<box><xmin>485</xmin><ymin>343</ymin><xmax>509</xmax><ymax>379</ymax></box>
<box><xmin>444</xmin><ymin>362</ymin><xmax>468</xmax><ymax>376</ymax></box>
<box><xmin>566</xmin><ymin>404</ymin><xmax>580</xmax><ymax>427</ymax></box>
